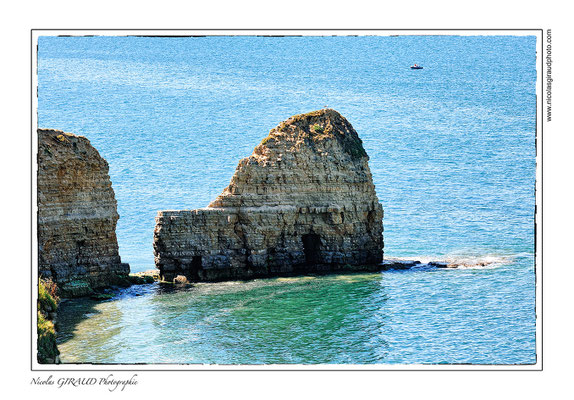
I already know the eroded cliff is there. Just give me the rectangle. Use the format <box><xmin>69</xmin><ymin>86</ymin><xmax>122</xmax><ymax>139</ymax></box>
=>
<box><xmin>153</xmin><ymin>109</ymin><xmax>383</xmax><ymax>282</ymax></box>
<box><xmin>38</xmin><ymin>129</ymin><xmax>129</xmax><ymax>295</ymax></box>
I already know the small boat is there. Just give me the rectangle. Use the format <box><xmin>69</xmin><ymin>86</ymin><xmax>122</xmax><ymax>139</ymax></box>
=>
<box><xmin>410</xmin><ymin>64</ymin><xmax>423</xmax><ymax>69</ymax></box>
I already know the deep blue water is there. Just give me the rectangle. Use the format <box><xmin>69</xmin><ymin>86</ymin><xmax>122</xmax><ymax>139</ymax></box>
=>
<box><xmin>38</xmin><ymin>35</ymin><xmax>537</xmax><ymax>364</ymax></box>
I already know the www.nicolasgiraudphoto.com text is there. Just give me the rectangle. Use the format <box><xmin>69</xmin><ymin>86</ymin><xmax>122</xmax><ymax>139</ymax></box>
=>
<box><xmin>546</xmin><ymin>29</ymin><xmax>552</xmax><ymax>122</ymax></box>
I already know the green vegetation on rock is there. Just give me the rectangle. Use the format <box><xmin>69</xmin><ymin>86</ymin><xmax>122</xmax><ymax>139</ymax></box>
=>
<box><xmin>38</xmin><ymin>279</ymin><xmax>58</xmax><ymax>312</ymax></box>
<box><xmin>37</xmin><ymin>279</ymin><xmax>60</xmax><ymax>364</ymax></box>
<box><xmin>91</xmin><ymin>293</ymin><xmax>115</xmax><ymax>301</ymax></box>
<box><xmin>37</xmin><ymin>311</ymin><xmax>59</xmax><ymax>363</ymax></box>
<box><xmin>312</xmin><ymin>124</ymin><xmax>324</xmax><ymax>134</ymax></box>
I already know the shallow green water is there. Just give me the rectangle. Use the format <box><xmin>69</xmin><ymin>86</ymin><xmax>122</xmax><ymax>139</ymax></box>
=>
<box><xmin>57</xmin><ymin>257</ymin><xmax>535</xmax><ymax>365</ymax></box>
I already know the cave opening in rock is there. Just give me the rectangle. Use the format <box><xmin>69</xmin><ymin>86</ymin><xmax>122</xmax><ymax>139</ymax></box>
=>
<box><xmin>302</xmin><ymin>233</ymin><xmax>321</xmax><ymax>265</ymax></box>
<box><xmin>191</xmin><ymin>255</ymin><xmax>202</xmax><ymax>279</ymax></box>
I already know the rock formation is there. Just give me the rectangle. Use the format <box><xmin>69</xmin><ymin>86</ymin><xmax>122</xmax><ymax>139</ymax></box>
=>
<box><xmin>37</xmin><ymin>129</ymin><xmax>129</xmax><ymax>295</ymax></box>
<box><xmin>153</xmin><ymin>109</ymin><xmax>384</xmax><ymax>282</ymax></box>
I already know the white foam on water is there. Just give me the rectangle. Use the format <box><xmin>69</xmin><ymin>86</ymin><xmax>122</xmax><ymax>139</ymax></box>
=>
<box><xmin>442</xmin><ymin>253</ymin><xmax>515</xmax><ymax>269</ymax></box>
<box><xmin>386</xmin><ymin>253</ymin><xmax>517</xmax><ymax>269</ymax></box>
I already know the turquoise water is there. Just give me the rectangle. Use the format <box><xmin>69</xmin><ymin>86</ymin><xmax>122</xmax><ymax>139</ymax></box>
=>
<box><xmin>38</xmin><ymin>35</ymin><xmax>537</xmax><ymax>364</ymax></box>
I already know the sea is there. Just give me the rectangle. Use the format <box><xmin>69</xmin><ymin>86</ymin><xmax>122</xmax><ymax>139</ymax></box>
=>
<box><xmin>37</xmin><ymin>34</ymin><xmax>537</xmax><ymax>365</ymax></box>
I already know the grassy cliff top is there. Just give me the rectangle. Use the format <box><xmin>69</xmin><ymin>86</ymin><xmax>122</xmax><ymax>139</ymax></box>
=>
<box><xmin>261</xmin><ymin>109</ymin><xmax>368</xmax><ymax>160</ymax></box>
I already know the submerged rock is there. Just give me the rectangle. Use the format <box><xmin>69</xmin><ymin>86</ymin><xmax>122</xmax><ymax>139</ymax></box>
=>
<box><xmin>154</xmin><ymin>109</ymin><xmax>384</xmax><ymax>282</ymax></box>
<box><xmin>381</xmin><ymin>259</ymin><xmax>422</xmax><ymax>270</ymax></box>
<box><xmin>37</xmin><ymin>129</ymin><xmax>130</xmax><ymax>295</ymax></box>
<box><xmin>383</xmin><ymin>258</ymin><xmax>499</xmax><ymax>270</ymax></box>
<box><xmin>90</xmin><ymin>293</ymin><xmax>115</xmax><ymax>301</ymax></box>
<box><xmin>428</xmin><ymin>261</ymin><xmax>491</xmax><ymax>269</ymax></box>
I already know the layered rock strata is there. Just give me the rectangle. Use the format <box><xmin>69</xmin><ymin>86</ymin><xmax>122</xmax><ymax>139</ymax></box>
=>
<box><xmin>154</xmin><ymin>109</ymin><xmax>384</xmax><ymax>282</ymax></box>
<box><xmin>38</xmin><ymin>129</ymin><xmax>129</xmax><ymax>294</ymax></box>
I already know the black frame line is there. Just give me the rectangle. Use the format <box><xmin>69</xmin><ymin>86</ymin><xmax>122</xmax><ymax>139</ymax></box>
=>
<box><xmin>30</xmin><ymin>28</ymin><xmax>544</xmax><ymax>372</ymax></box>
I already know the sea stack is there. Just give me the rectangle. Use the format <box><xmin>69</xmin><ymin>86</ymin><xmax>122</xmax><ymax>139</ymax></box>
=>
<box><xmin>37</xmin><ymin>129</ymin><xmax>129</xmax><ymax>296</ymax></box>
<box><xmin>153</xmin><ymin>109</ymin><xmax>383</xmax><ymax>282</ymax></box>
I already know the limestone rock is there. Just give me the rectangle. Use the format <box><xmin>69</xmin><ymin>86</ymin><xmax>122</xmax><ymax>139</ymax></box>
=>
<box><xmin>154</xmin><ymin>109</ymin><xmax>384</xmax><ymax>282</ymax></box>
<box><xmin>37</xmin><ymin>129</ymin><xmax>129</xmax><ymax>293</ymax></box>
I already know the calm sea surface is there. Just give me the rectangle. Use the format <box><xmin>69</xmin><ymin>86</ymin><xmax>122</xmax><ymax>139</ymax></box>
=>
<box><xmin>38</xmin><ymin>35</ymin><xmax>537</xmax><ymax>364</ymax></box>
